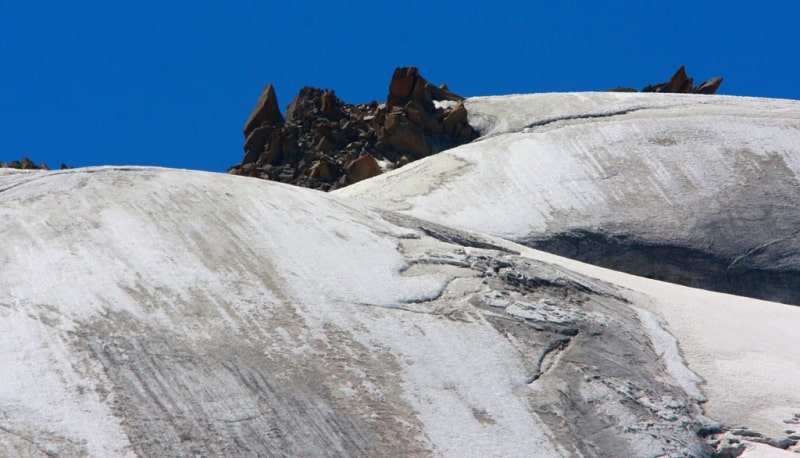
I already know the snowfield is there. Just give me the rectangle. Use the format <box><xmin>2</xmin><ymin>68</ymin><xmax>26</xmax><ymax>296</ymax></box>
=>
<box><xmin>338</xmin><ymin>92</ymin><xmax>800</xmax><ymax>305</ymax></box>
<box><xmin>2</xmin><ymin>92</ymin><xmax>800</xmax><ymax>457</ymax></box>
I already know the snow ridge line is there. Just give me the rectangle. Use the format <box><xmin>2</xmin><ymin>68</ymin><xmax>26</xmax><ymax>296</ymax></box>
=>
<box><xmin>521</xmin><ymin>105</ymin><xmax>667</xmax><ymax>131</ymax></box>
<box><xmin>469</xmin><ymin>101</ymin><xmax>707</xmax><ymax>141</ymax></box>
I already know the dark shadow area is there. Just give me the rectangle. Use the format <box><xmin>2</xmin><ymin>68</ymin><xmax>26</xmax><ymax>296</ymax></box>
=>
<box><xmin>521</xmin><ymin>230</ymin><xmax>800</xmax><ymax>306</ymax></box>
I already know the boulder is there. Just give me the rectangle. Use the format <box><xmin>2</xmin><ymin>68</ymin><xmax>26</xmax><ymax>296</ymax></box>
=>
<box><xmin>695</xmin><ymin>77</ymin><xmax>723</xmax><ymax>95</ymax></box>
<box><xmin>387</xmin><ymin>67</ymin><xmax>418</xmax><ymax>107</ymax></box>
<box><xmin>386</xmin><ymin>119</ymin><xmax>431</xmax><ymax>159</ymax></box>
<box><xmin>406</xmin><ymin>100</ymin><xmax>443</xmax><ymax>133</ymax></box>
<box><xmin>443</xmin><ymin>103</ymin><xmax>468</xmax><ymax>136</ymax></box>
<box><xmin>345</xmin><ymin>155</ymin><xmax>381</xmax><ymax>184</ymax></box>
<box><xmin>286</xmin><ymin>87</ymin><xmax>347</xmax><ymax>123</ymax></box>
<box><xmin>243</xmin><ymin>126</ymin><xmax>272</xmax><ymax>164</ymax></box>
<box><xmin>308</xmin><ymin>159</ymin><xmax>337</xmax><ymax>182</ymax></box>
<box><xmin>428</xmin><ymin>83</ymin><xmax>465</xmax><ymax>102</ymax></box>
<box><xmin>259</xmin><ymin>128</ymin><xmax>296</xmax><ymax>166</ymax></box>
<box><xmin>243</xmin><ymin>84</ymin><xmax>284</xmax><ymax>138</ymax></box>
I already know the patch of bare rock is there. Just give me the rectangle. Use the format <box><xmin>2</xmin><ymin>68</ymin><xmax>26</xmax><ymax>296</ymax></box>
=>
<box><xmin>608</xmin><ymin>65</ymin><xmax>723</xmax><ymax>94</ymax></box>
<box><xmin>228</xmin><ymin>67</ymin><xmax>478</xmax><ymax>190</ymax></box>
<box><xmin>699</xmin><ymin>419</ymin><xmax>800</xmax><ymax>456</ymax></box>
<box><xmin>0</xmin><ymin>157</ymin><xmax>71</xmax><ymax>170</ymax></box>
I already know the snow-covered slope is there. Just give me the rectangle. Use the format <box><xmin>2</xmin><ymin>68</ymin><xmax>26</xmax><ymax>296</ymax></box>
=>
<box><xmin>2</xmin><ymin>167</ymin><xmax>799</xmax><ymax>456</ymax></box>
<box><xmin>337</xmin><ymin>92</ymin><xmax>800</xmax><ymax>304</ymax></box>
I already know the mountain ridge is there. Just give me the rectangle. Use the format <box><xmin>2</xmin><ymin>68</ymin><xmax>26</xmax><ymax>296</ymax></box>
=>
<box><xmin>2</xmin><ymin>166</ymin><xmax>799</xmax><ymax>456</ymax></box>
<box><xmin>338</xmin><ymin>91</ymin><xmax>800</xmax><ymax>305</ymax></box>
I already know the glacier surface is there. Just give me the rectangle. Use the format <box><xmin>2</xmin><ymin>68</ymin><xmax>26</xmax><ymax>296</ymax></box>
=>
<box><xmin>2</xmin><ymin>91</ymin><xmax>800</xmax><ymax>457</ymax></box>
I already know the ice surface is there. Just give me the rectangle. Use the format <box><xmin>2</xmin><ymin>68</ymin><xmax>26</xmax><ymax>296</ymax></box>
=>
<box><xmin>0</xmin><ymin>167</ymin><xmax>564</xmax><ymax>456</ymax></box>
<box><xmin>339</xmin><ymin>92</ymin><xmax>800</xmax><ymax>254</ymax></box>
<box><xmin>337</xmin><ymin>91</ymin><xmax>800</xmax><ymax>448</ymax></box>
<box><xmin>3</xmin><ymin>91</ymin><xmax>800</xmax><ymax>456</ymax></box>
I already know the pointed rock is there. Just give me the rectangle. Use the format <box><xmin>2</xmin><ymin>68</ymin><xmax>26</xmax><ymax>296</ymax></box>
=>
<box><xmin>243</xmin><ymin>84</ymin><xmax>285</xmax><ymax>138</ymax></box>
<box><xmin>388</xmin><ymin>67</ymin><xmax>419</xmax><ymax>107</ymax></box>
<box><xmin>662</xmin><ymin>66</ymin><xmax>688</xmax><ymax>93</ymax></box>
<box><xmin>695</xmin><ymin>77</ymin><xmax>723</xmax><ymax>94</ymax></box>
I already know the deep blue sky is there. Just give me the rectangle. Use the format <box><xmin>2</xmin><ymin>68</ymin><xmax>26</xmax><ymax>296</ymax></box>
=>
<box><xmin>2</xmin><ymin>1</ymin><xmax>798</xmax><ymax>172</ymax></box>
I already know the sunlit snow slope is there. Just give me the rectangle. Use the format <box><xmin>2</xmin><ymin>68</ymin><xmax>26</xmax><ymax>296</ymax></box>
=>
<box><xmin>338</xmin><ymin>92</ymin><xmax>800</xmax><ymax>304</ymax></box>
<box><xmin>2</xmin><ymin>166</ymin><xmax>799</xmax><ymax>457</ymax></box>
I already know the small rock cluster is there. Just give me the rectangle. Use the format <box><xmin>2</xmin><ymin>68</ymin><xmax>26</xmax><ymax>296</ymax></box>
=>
<box><xmin>0</xmin><ymin>158</ymin><xmax>70</xmax><ymax>170</ymax></box>
<box><xmin>228</xmin><ymin>67</ymin><xmax>479</xmax><ymax>191</ymax></box>
<box><xmin>643</xmin><ymin>65</ymin><xmax>723</xmax><ymax>94</ymax></box>
<box><xmin>607</xmin><ymin>65</ymin><xmax>723</xmax><ymax>94</ymax></box>
<box><xmin>642</xmin><ymin>65</ymin><xmax>722</xmax><ymax>94</ymax></box>
<box><xmin>700</xmin><ymin>421</ymin><xmax>800</xmax><ymax>457</ymax></box>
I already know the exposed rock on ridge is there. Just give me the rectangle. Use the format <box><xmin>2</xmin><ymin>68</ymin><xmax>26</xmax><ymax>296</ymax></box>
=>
<box><xmin>0</xmin><ymin>157</ymin><xmax>71</xmax><ymax>170</ymax></box>
<box><xmin>337</xmin><ymin>92</ymin><xmax>800</xmax><ymax>306</ymax></box>
<box><xmin>607</xmin><ymin>66</ymin><xmax>723</xmax><ymax>94</ymax></box>
<box><xmin>642</xmin><ymin>65</ymin><xmax>723</xmax><ymax>94</ymax></box>
<box><xmin>228</xmin><ymin>67</ymin><xmax>479</xmax><ymax>191</ymax></box>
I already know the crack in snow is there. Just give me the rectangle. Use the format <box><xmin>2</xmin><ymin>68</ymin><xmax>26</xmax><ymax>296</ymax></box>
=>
<box><xmin>521</xmin><ymin>105</ymin><xmax>667</xmax><ymax>131</ymax></box>
<box><xmin>727</xmin><ymin>229</ymin><xmax>800</xmax><ymax>271</ymax></box>
<box><xmin>525</xmin><ymin>337</ymin><xmax>572</xmax><ymax>384</ymax></box>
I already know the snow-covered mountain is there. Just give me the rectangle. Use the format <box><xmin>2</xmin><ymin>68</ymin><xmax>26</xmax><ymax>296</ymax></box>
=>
<box><xmin>338</xmin><ymin>92</ymin><xmax>800</xmax><ymax>305</ymax></box>
<box><xmin>2</xmin><ymin>92</ymin><xmax>800</xmax><ymax>457</ymax></box>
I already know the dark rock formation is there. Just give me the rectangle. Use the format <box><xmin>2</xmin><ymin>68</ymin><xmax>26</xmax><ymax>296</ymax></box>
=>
<box><xmin>228</xmin><ymin>67</ymin><xmax>479</xmax><ymax>191</ymax></box>
<box><xmin>344</xmin><ymin>154</ymin><xmax>381</xmax><ymax>184</ymax></box>
<box><xmin>243</xmin><ymin>83</ymin><xmax>285</xmax><ymax>137</ymax></box>
<box><xmin>0</xmin><ymin>157</ymin><xmax>71</xmax><ymax>170</ymax></box>
<box><xmin>642</xmin><ymin>65</ymin><xmax>723</xmax><ymax>94</ymax></box>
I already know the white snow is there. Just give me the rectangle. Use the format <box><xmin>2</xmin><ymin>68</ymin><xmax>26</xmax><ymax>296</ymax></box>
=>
<box><xmin>0</xmin><ymin>167</ymin><xmax>565</xmax><ymax>456</ymax></box>
<box><xmin>0</xmin><ymin>305</ymin><xmax>135</xmax><ymax>457</ymax></box>
<box><xmin>632</xmin><ymin>307</ymin><xmax>705</xmax><ymax>401</ymax></box>
<box><xmin>338</xmin><ymin>92</ymin><xmax>800</xmax><ymax>256</ymax></box>
<box><xmin>336</xmin><ymin>91</ymin><xmax>800</xmax><ymax>448</ymax></box>
<box><xmin>3</xmin><ymin>91</ymin><xmax>800</xmax><ymax>456</ymax></box>
<box><xmin>743</xmin><ymin>442</ymin><xmax>799</xmax><ymax>457</ymax></box>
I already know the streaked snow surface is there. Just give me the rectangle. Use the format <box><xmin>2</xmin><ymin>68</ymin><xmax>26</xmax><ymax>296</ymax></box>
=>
<box><xmin>338</xmin><ymin>92</ymin><xmax>800</xmax><ymax>265</ymax></box>
<box><xmin>0</xmin><ymin>168</ymin><xmax>561</xmax><ymax>456</ymax></box>
<box><xmin>3</xmin><ymin>92</ymin><xmax>800</xmax><ymax>457</ymax></box>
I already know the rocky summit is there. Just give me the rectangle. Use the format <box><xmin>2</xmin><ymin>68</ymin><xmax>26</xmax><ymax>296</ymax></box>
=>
<box><xmin>0</xmin><ymin>157</ymin><xmax>64</xmax><ymax>170</ymax></box>
<box><xmin>642</xmin><ymin>65</ymin><xmax>723</xmax><ymax>94</ymax></box>
<box><xmin>228</xmin><ymin>67</ymin><xmax>479</xmax><ymax>191</ymax></box>
<box><xmin>230</xmin><ymin>65</ymin><xmax>722</xmax><ymax>193</ymax></box>
<box><xmin>607</xmin><ymin>65</ymin><xmax>723</xmax><ymax>94</ymax></box>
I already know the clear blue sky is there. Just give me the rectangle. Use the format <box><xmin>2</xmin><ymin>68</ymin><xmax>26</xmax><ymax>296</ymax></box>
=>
<box><xmin>2</xmin><ymin>1</ymin><xmax>798</xmax><ymax>172</ymax></box>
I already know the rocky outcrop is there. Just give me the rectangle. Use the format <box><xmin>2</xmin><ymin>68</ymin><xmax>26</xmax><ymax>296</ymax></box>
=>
<box><xmin>243</xmin><ymin>84</ymin><xmax>285</xmax><ymax>137</ymax></box>
<box><xmin>228</xmin><ymin>67</ymin><xmax>479</xmax><ymax>191</ymax></box>
<box><xmin>344</xmin><ymin>154</ymin><xmax>381</xmax><ymax>184</ymax></box>
<box><xmin>0</xmin><ymin>158</ymin><xmax>71</xmax><ymax>170</ymax></box>
<box><xmin>642</xmin><ymin>65</ymin><xmax>723</xmax><ymax>94</ymax></box>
